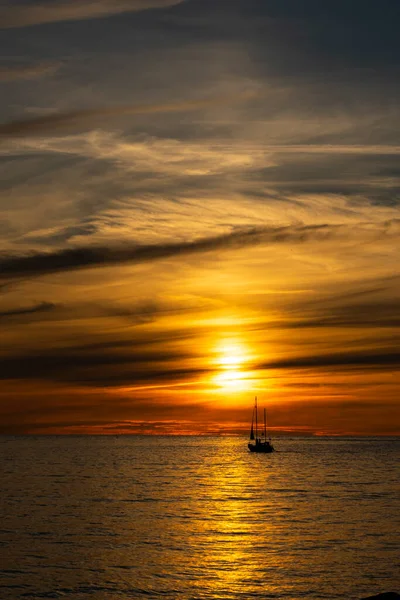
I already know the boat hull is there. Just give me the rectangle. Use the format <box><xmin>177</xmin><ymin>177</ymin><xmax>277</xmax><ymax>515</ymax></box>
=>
<box><xmin>248</xmin><ymin>442</ymin><xmax>274</xmax><ymax>453</ymax></box>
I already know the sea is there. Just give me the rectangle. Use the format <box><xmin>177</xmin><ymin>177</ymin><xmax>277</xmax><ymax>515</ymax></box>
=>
<box><xmin>1</xmin><ymin>436</ymin><xmax>399</xmax><ymax>600</ymax></box>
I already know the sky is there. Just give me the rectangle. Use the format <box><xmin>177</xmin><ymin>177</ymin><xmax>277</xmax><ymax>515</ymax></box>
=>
<box><xmin>0</xmin><ymin>0</ymin><xmax>399</xmax><ymax>436</ymax></box>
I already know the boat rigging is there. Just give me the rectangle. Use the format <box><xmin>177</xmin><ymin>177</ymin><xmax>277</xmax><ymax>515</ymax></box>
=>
<box><xmin>248</xmin><ymin>396</ymin><xmax>274</xmax><ymax>453</ymax></box>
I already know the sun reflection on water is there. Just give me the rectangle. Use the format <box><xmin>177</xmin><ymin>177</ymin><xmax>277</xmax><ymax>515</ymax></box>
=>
<box><xmin>192</xmin><ymin>440</ymin><xmax>276</xmax><ymax>598</ymax></box>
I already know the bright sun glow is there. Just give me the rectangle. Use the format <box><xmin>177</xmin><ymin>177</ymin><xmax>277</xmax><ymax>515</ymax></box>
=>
<box><xmin>213</xmin><ymin>340</ymin><xmax>250</xmax><ymax>391</ymax></box>
<box><xmin>216</xmin><ymin>341</ymin><xmax>248</xmax><ymax>368</ymax></box>
<box><xmin>214</xmin><ymin>369</ymin><xmax>248</xmax><ymax>390</ymax></box>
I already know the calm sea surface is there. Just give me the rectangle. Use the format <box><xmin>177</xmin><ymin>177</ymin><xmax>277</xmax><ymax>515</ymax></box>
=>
<box><xmin>1</xmin><ymin>436</ymin><xmax>399</xmax><ymax>600</ymax></box>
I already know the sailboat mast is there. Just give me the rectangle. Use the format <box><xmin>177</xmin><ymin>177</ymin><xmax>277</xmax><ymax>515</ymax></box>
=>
<box><xmin>255</xmin><ymin>396</ymin><xmax>258</xmax><ymax>441</ymax></box>
<box><xmin>250</xmin><ymin>406</ymin><xmax>255</xmax><ymax>440</ymax></box>
<box><xmin>264</xmin><ymin>408</ymin><xmax>267</xmax><ymax>442</ymax></box>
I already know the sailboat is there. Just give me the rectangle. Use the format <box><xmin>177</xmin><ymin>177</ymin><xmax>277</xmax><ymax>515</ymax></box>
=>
<box><xmin>248</xmin><ymin>396</ymin><xmax>274</xmax><ymax>453</ymax></box>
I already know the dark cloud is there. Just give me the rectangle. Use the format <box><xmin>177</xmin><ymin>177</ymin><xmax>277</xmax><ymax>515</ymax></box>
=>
<box><xmin>258</xmin><ymin>350</ymin><xmax>400</xmax><ymax>371</ymax></box>
<box><xmin>0</xmin><ymin>223</ymin><xmax>361</xmax><ymax>280</ymax></box>
<box><xmin>247</xmin><ymin>279</ymin><xmax>400</xmax><ymax>334</ymax></box>
<box><xmin>0</xmin><ymin>347</ymin><xmax>209</xmax><ymax>387</ymax></box>
<box><xmin>70</xmin><ymin>327</ymin><xmax>199</xmax><ymax>351</ymax></box>
<box><xmin>2</xmin><ymin>220</ymin><xmax>399</xmax><ymax>281</ymax></box>
<box><xmin>276</xmin><ymin>300</ymin><xmax>400</xmax><ymax>330</ymax></box>
<box><xmin>0</xmin><ymin>301</ymin><xmax>56</xmax><ymax>320</ymax></box>
<box><xmin>0</xmin><ymin>298</ymin><xmax>203</xmax><ymax>330</ymax></box>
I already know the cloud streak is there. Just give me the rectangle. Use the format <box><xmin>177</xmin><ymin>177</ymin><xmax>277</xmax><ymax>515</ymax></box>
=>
<box><xmin>0</xmin><ymin>347</ymin><xmax>208</xmax><ymax>386</ymax></box>
<box><xmin>0</xmin><ymin>223</ymin><xmax>353</xmax><ymax>280</ymax></box>
<box><xmin>1</xmin><ymin>342</ymin><xmax>398</xmax><ymax>388</ymax></box>
<box><xmin>0</xmin><ymin>62</ymin><xmax>61</xmax><ymax>82</ymax></box>
<box><xmin>257</xmin><ymin>350</ymin><xmax>400</xmax><ymax>371</ymax></box>
<box><xmin>2</xmin><ymin>220</ymin><xmax>399</xmax><ymax>280</ymax></box>
<box><xmin>0</xmin><ymin>95</ymin><xmax>251</xmax><ymax>138</ymax></box>
<box><xmin>0</xmin><ymin>0</ymin><xmax>186</xmax><ymax>29</ymax></box>
<box><xmin>0</xmin><ymin>301</ymin><xmax>56</xmax><ymax>320</ymax></box>
<box><xmin>280</xmin><ymin>302</ymin><xmax>400</xmax><ymax>329</ymax></box>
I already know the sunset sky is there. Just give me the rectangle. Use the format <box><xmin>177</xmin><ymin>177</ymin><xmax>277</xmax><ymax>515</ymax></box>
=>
<box><xmin>1</xmin><ymin>0</ymin><xmax>399</xmax><ymax>435</ymax></box>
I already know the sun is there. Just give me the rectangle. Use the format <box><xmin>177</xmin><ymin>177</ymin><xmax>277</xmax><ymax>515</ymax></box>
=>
<box><xmin>214</xmin><ymin>369</ymin><xmax>248</xmax><ymax>390</ymax></box>
<box><xmin>216</xmin><ymin>341</ymin><xmax>248</xmax><ymax>366</ymax></box>
<box><xmin>213</xmin><ymin>340</ymin><xmax>250</xmax><ymax>391</ymax></box>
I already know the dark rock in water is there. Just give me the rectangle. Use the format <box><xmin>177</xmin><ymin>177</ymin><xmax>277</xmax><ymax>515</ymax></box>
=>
<box><xmin>361</xmin><ymin>594</ymin><xmax>400</xmax><ymax>600</ymax></box>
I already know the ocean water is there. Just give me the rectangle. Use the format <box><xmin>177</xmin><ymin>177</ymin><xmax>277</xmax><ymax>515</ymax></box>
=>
<box><xmin>1</xmin><ymin>436</ymin><xmax>399</xmax><ymax>600</ymax></box>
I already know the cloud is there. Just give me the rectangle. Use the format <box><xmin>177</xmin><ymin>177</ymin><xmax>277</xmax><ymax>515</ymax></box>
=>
<box><xmin>263</xmin><ymin>145</ymin><xmax>400</xmax><ymax>156</ymax></box>
<box><xmin>0</xmin><ymin>223</ymin><xmax>360</xmax><ymax>280</ymax></box>
<box><xmin>269</xmin><ymin>284</ymin><xmax>400</xmax><ymax>330</ymax></box>
<box><xmin>0</xmin><ymin>346</ymin><xmax>208</xmax><ymax>386</ymax></box>
<box><xmin>0</xmin><ymin>62</ymin><xmax>61</xmax><ymax>82</ymax></box>
<box><xmin>257</xmin><ymin>350</ymin><xmax>400</xmax><ymax>371</ymax></box>
<box><xmin>4</xmin><ymin>130</ymin><xmax>265</xmax><ymax>177</ymax></box>
<box><xmin>1</xmin><ymin>127</ymin><xmax>399</xmax><ymax>268</ymax></box>
<box><xmin>1</xmin><ymin>339</ymin><xmax>399</xmax><ymax>388</ymax></box>
<box><xmin>0</xmin><ymin>95</ymin><xmax>252</xmax><ymax>138</ymax></box>
<box><xmin>0</xmin><ymin>0</ymin><xmax>187</xmax><ymax>29</ymax></box>
<box><xmin>0</xmin><ymin>301</ymin><xmax>56</xmax><ymax>320</ymax></box>
<box><xmin>1</xmin><ymin>220</ymin><xmax>399</xmax><ymax>280</ymax></box>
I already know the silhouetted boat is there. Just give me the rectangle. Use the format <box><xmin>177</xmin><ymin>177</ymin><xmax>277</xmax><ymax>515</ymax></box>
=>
<box><xmin>248</xmin><ymin>396</ymin><xmax>274</xmax><ymax>453</ymax></box>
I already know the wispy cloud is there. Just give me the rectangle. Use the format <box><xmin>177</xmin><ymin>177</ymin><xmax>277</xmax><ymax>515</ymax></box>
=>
<box><xmin>0</xmin><ymin>223</ymin><xmax>356</xmax><ymax>279</ymax></box>
<box><xmin>0</xmin><ymin>62</ymin><xmax>61</xmax><ymax>82</ymax></box>
<box><xmin>0</xmin><ymin>0</ymin><xmax>186</xmax><ymax>29</ymax></box>
<box><xmin>0</xmin><ymin>95</ymin><xmax>252</xmax><ymax>138</ymax></box>
<box><xmin>255</xmin><ymin>279</ymin><xmax>400</xmax><ymax>331</ymax></box>
<box><xmin>1</xmin><ymin>220</ymin><xmax>398</xmax><ymax>280</ymax></box>
<box><xmin>0</xmin><ymin>301</ymin><xmax>56</xmax><ymax>320</ymax></box>
<box><xmin>3</xmin><ymin>130</ymin><xmax>265</xmax><ymax>177</ymax></box>
<box><xmin>263</xmin><ymin>145</ymin><xmax>400</xmax><ymax>156</ymax></box>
